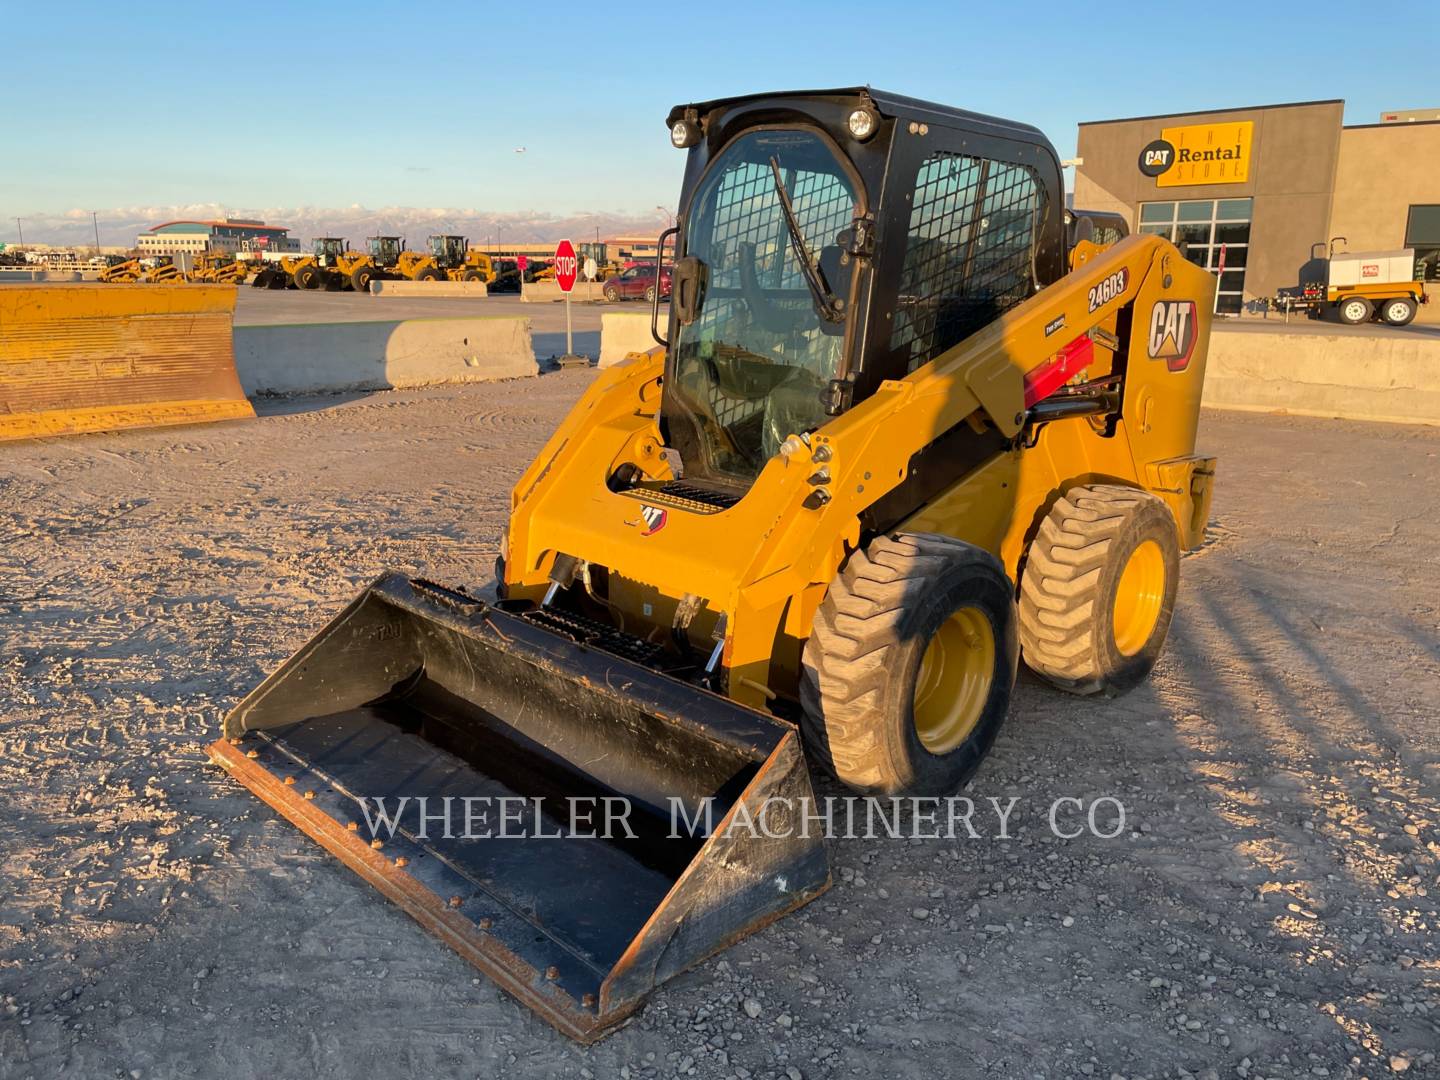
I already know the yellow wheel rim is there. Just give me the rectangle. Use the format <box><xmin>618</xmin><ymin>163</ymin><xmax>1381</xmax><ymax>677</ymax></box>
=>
<box><xmin>913</xmin><ymin>607</ymin><xmax>995</xmax><ymax>754</ymax></box>
<box><xmin>1112</xmin><ymin>540</ymin><xmax>1166</xmax><ymax>657</ymax></box>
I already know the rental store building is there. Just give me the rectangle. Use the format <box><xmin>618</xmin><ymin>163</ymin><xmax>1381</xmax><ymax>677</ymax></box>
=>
<box><xmin>1073</xmin><ymin>100</ymin><xmax>1439</xmax><ymax>314</ymax></box>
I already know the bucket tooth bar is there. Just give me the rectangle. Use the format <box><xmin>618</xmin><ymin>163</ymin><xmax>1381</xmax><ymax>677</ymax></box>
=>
<box><xmin>208</xmin><ymin>572</ymin><xmax>830</xmax><ymax>1041</ymax></box>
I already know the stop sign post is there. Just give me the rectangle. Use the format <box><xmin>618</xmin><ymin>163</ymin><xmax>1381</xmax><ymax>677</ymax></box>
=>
<box><xmin>554</xmin><ymin>239</ymin><xmax>582</xmax><ymax>365</ymax></box>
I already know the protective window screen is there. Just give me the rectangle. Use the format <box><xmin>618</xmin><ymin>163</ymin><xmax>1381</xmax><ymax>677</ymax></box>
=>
<box><xmin>890</xmin><ymin>153</ymin><xmax>1042</xmax><ymax>372</ymax></box>
<box><xmin>667</xmin><ymin>129</ymin><xmax>858</xmax><ymax>480</ymax></box>
<box><xmin>683</xmin><ymin>137</ymin><xmax>853</xmax><ymax>436</ymax></box>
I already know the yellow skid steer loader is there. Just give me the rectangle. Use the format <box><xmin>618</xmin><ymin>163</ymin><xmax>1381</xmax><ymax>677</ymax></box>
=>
<box><xmin>211</xmin><ymin>88</ymin><xmax>1216</xmax><ymax>1040</ymax></box>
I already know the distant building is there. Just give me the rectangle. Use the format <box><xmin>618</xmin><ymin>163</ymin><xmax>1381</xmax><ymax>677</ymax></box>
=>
<box><xmin>1381</xmin><ymin>108</ymin><xmax>1440</xmax><ymax>124</ymax></box>
<box><xmin>603</xmin><ymin>235</ymin><xmax>664</xmax><ymax>264</ymax></box>
<box><xmin>137</xmin><ymin>218</ymin><xmax>299</xmax><ymax>257</ymax></box>
<box><xmin>1075</xmin><ymin>99</ymin><xmax>1440</xmax><ymax>312</ymax></box>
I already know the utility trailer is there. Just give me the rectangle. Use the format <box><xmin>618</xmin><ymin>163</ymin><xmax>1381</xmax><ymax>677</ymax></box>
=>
<box><xmin>1282</xmin><ymin>239</ymin><xmax>1428</xmax><ymax>325</ymax></box>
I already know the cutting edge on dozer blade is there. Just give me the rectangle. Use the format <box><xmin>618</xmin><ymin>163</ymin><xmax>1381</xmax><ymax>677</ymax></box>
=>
<box><xmin>207</xmin><ymin>572</ymin><xmax>830</xmax><ymax>1042</ymax></box>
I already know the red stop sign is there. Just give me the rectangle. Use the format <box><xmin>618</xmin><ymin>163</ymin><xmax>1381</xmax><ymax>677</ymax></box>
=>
<box><xmin>553</xmin><ymin>239</ymin><xmax>578</xmax><ymax>292</ymax></box>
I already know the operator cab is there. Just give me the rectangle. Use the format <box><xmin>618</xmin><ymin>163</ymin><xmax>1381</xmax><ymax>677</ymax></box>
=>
<box><xmin>367</xmin><ymin>236</ymin><xmax>404</xmax><ymax>265</ymax></box>
<box><xmin>313</xmin><ymin>237</ymin><xmax>347</xmax><ymax>265</ymax></box>
<box><xmin>653</xmin><ymin>88</ymin><xmax>1065</xmax><ymax>493</ymax></box>
<box><xmin>428</xmin><ymin>234</ymin><xmax>469</xmax><ymax>269</ymax></box>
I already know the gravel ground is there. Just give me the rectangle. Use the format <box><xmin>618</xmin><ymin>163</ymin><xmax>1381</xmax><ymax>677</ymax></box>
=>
<box><xmin>1</xmin><ymin>376</ymin><xmax>1437</xmax><ymax>1080</ymax></box>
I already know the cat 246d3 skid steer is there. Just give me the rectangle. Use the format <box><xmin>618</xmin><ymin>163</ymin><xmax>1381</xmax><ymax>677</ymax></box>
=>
<box><xmin>210</xmin><ymin>88</ymin><xmax>1215</xmax><ymax>1041</ymax></box>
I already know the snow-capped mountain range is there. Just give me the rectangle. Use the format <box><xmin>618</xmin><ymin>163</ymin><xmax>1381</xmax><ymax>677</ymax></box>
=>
<box><xmin>6</xmin><ymin>204</ymin><xmax>673</xmax><ymax>249</ymax></box>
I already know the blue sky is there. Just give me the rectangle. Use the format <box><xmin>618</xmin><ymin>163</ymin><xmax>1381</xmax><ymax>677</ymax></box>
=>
<box><xmin>1</xmin><ymin>1</ymin><xmax>1432</xmax><ymax>223</ymax></box>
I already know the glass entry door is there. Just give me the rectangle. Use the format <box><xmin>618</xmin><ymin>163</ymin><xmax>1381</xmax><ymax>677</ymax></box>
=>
<box><xmin>1138</xmin><ymin>198</ymin><xmax>1252</xmax><ymax>314</ymax></box>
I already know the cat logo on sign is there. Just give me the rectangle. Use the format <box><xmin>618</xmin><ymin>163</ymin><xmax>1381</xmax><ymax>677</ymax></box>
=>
<box><xmin>1147</xmin><ymin>301</ymin><xmax>1198</xmax><ymax>372</ymax></box>
<box><xmin>640</xmin><ymin>505</ymin><xmax>668</xmax><ymax>535</ymax></box>
<box><xmin>1142</xmin><ymin>121</ymin><xmax>1253</xmax><ymax>187</ymax></box>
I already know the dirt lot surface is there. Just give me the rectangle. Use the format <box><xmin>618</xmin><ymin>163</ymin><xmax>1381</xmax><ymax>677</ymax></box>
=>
<box><xmin>1</xmin><ymin>375</ymin><xmax>1437</xmax><ymax>1080</ymax></box>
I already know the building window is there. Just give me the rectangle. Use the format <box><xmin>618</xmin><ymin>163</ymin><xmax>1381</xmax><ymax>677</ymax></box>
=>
<box><xmin>1406</xmin><ymin>204</ymin><xmax>1440</xmax><ymax>282</ymax></box>
<box><xmin>891</xmin><ymin>151</ymin><xmax>1043</xmax><ymax>371</ymax></box>
<box><xmin>1138</xmin><ymin>198</ymin><xmax>1253</xmax><ymax>315</ymax></box>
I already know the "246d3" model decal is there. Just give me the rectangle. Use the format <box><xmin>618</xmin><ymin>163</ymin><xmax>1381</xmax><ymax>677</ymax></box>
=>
<box><xmin>1087</xmin><ymin>268</ymin><xmax>1129</xmax><ymax>313</ymax></box>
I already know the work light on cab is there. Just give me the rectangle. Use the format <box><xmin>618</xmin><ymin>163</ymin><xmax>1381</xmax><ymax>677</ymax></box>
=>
<box><xmin>670</xmin><ymin>119</ymin><xmax>701</xmax><ymax>148</ymax></box>
<box><xmin>847</xmin><ymin>106</ymin><xmax>879</xmax><ymax>141</ymax></box>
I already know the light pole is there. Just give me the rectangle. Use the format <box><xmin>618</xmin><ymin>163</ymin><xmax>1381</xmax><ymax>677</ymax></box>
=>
<box><xmin>14</xmin><ymin>218</ymin><xmax>22</xmax><ymax>245</ymax></box>
<box><xmin>655</xmin><ymin>205</ymin><xmax>675</xmax><ymax>228</ymax></box>
<box><xmin>90</xmin><ymin>211</ymin><xmax>101</xmax><ymax>254</ymax></box>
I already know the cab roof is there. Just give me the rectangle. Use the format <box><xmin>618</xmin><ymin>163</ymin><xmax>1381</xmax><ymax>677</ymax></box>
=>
<box><xmin>666</xmin><ymin>87</ymin><xmax>1050</xmax><ymax>146</ymax></box>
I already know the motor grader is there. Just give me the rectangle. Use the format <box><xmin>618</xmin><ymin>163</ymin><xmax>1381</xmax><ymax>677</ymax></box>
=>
<box><xmin>211</xmin><ymin>88</ymin><xmax>1216</xmax><ymax>1041</ymax></box>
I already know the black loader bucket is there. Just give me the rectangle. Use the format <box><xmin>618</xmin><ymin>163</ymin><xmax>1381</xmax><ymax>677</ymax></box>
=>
<box><xmin>207</xmin><ymin>573</ymin><xmax>829</xmax><ymax>1041</ymax></box>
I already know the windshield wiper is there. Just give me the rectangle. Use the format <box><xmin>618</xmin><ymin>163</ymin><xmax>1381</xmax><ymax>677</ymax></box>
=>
<box><xmin>768</xmin><ymin>156</ymin><xmax>845</xmax><ymax>323</ymax></box>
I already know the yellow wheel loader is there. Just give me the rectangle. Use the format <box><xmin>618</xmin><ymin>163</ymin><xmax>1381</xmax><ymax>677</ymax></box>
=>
<box><xmin>361</xmin><ymin>235</ymin><xmax>454</xmax><ymax>284</ymax></box>
<box><xmin>397</xmin><ymin>238</ymin><xmax>445</xmax><ymax>281</ymax></box>
<box><xmin>252</xmin><ymin>250</ymin><xmax>319</xmax><ymax>290</ymax></box>
<box><xmin>428</xmin><ymin>234</ymin><xmax>498</xmax><ymax>283</ymax></box>
<box><xmin>211</xmin><ymin>88</ymin><xmax>1216</xmax><ymax>1041</ymax></box>
<box><xmin>450</xmin><ymin>249</ymin><xmax>498</xmax><ymax>284</ymax></box>
<box><xmin>290</xmin><ymin>237</ymin><xmax>373</xmax><ymax>292</ymax></box>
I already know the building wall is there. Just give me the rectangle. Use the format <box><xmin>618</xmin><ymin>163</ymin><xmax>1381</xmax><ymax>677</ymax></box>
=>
<box><xmin>138</xmin><ymin>234</ymin><xmax>212</xmax><ymax>256</ymax></box>
<box><xmin>1076</xmin><ymin>101</ymin><xmax>1346</xmax><ymax>303</ymax></box>
<box><xmin>1329</xmin><ymin>122</ymin><xmax>1440</xmax><ymax>252</ymax></box>
<box><xmin>137</xmin><ymin>223</ymin><xmax>299</xmax><ymax>256</ymax></box>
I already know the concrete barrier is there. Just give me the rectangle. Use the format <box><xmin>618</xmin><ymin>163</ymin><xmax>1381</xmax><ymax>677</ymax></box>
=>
<box><xmin>0</xmin><ymin>269</ymin><xmax>45</xmax><ymax>282</ymax></box>
<box><xmin>598</xmin><ymin>312</ymin><xmax>660</xmax><ymax>369</ymax></box>
<box><xmin>1203</xmin><ymin>328</ymin><xmax>1440</xmax><ymax>426</ymax></box>
<box><xmin>521</xmin><ymin>280</ymin><xmax>611</xmax><ymax>303</ymax></box>
<box><xmin>233</xmin><ymin>317</ymin><xmax>537</xmax><ymax>395</ymax></box>
<box><xmin>369</xmin><ymin>279</ymin><xmax>488</xmax><ymax>298</ymax></box>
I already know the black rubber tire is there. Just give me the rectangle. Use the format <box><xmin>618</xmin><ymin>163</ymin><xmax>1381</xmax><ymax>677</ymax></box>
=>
<box><xmin>604</xmin><ymin>284</ymin><xmax>621</xmax><ymax>302</ymax></box>
<box><xmin>1380</xmin><ymin>296</ymin><xmax>1418</xmax><ymax>326</ymax></box>
<box><xmin>351</xmin><ymin>267</ymin><xmax>373</xmax><ymax>293</ymax></box>
<box><xmin>1018</xmin><ymin>485</ymin><xmax>1180</xmax><ymax>696</ymax></box>
<box><xmin>293</xmin><ymin>264</ymin><xmax>320</xmax><ymax>290</ymax></box>
<box><xmin>1335</xmin><ymin>296</ymin><xmax>1372</xmax><ymax>325</ymax></box>
<box><xmin>251</xmin><ymin>268</ymin><xmax>272</xmax><ymax>288</ymax></box>
<box><xmin>462</xmin><ymin>269</ymin><xmax>483</xmax><ymax>282</ymax></box>
<box><xmin>800</xmin><ymin>533</ymin><xmax>1019</xmax><ymax>797</ymax></box>
<box><xmin>323</xmin><ymin>272</ymin><xmax>343</xmax><ymax>292</ymax></box>
<box><xmin>416</xmin><ymin>266</ymin><xmax>442</xmax><ymax>282</ymax></box>
<box><xmin>644</xmin><ymin>284</ymin><xmax>657</xmax><ymax>303</ymax></box>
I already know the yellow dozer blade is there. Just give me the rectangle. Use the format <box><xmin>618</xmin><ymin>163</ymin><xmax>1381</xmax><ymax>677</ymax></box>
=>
<box><xmin>0</xmin><ymin>283</ymin><xmax>254</xmax><ymax>442</ymax></box>
<box><xmin>208</xmin><ymin>574</ymin><xmax>829</xmax><ymax>1041</ymax></box>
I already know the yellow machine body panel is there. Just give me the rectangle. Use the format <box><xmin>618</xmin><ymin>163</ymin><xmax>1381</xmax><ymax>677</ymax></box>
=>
<box><xmin>0</xmin><ymin>284</ymin><xmax>254</xmax><ymax>441</ymax></box>
<box><xmin>393</xmin><ymin>251</ymin><xmax>439</xmax><ymax>279</ymax></box>
<box><xmin>1325</xmin><ymin>281</ymin><xmax>1427</xmax><ymax>303</ymax></box>
<box><xmin>502</xmin><ymin>234</ymin><xmax>1216</xmax><ymax>707</ymax></box>
<box><xmin>99</xmin><ymin>259</ymin><xmax>142</xmax><ymax>283</ymax></box>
